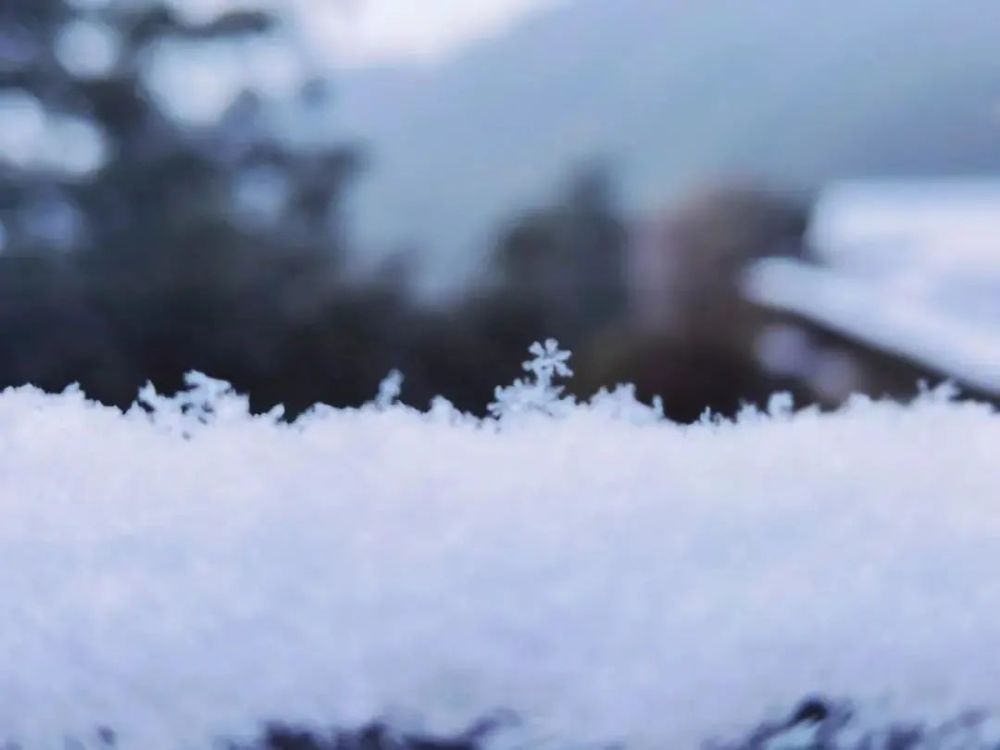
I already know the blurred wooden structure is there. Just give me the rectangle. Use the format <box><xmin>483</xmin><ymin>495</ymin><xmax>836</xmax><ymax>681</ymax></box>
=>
<box><xmin>593</xmin><ymin>180</ymin><xmax>1000</xmax><ymax>418</ymax></box>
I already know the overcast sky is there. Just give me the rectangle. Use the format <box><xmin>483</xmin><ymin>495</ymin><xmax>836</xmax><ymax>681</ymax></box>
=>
<box><xmin>288</xmin><ymin>0</ymin><xmax>566</xmax><ymax>67</ymax></box>
<box><xmin>140</xmin><ymin>0</ymin><xmax>567</xmax><ymax>124</ymax></box>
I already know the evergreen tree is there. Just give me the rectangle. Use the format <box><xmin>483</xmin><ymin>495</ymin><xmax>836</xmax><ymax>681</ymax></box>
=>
<box><xmin>0</xmin><ymin>0</ymin><xmax>363</xmax><ymax>405</ymax></box>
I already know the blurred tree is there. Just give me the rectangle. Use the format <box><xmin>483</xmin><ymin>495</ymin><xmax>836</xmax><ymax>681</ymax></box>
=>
<box><xmin>491</xmin><ymin>164</ymin><xmax>629</xmax><ymax>347</ymax></box>
<box><xmin>0</xmin><ymin>0</ymin><xmax>364</xmax><ymax>406</ymax></box>
<box><xmin>390</xmin><ymin>164</ymin><xmax>634</xmax><ymax>415</ymax></box>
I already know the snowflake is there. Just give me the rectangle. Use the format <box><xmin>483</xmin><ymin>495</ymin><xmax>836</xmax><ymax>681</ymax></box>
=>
<box><xmin>488</xmin><ymin>339</ymin><xmax>575</xmax><ymax>420</ymax></box>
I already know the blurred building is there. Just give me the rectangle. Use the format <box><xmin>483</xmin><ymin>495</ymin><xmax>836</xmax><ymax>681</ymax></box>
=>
<box><xmin>628</xmin><ymin>184</ymin><xmax>808</xmax><ymax>337</ymax></box>
<box><xmin>746</xmin><ymin>180</ymin><xmax>1000</xmax><ymax>404</ymax></box>
<box><xmin>606</xmin><ymin>180</ymin><xmax>1000</xmax><ymax>418</ymax></box>
<box><xmin>583</xmin><ymin>184</ymin><xmax>812</xmax><ymax>420</ymax></box>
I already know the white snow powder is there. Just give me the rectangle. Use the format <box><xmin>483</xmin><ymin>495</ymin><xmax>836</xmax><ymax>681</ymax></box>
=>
<box><xmin>0</xmin><ymin>345</ymin><xmax>997</xmax><ymax>749</ymax></box>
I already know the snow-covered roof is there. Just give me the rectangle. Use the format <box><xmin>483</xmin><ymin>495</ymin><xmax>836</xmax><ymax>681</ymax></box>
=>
<box><xmin>744</xmin><ymin>180</ymin><xmax>1000</xmax><ymax>395</ymax></box>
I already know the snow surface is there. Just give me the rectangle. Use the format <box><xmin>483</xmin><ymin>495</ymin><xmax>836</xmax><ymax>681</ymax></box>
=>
<box><xmin>1</xmin><ymin>344</ymin><xmax>999</xmax><ymax>750</ymax></box>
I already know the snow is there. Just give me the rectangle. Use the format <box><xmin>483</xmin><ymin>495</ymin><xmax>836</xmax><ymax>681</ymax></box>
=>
<box><xmin>744</xmin><ymin>180</ymin><xmax>1000</xmax><ymax>396</ymax></box>
<box><xmin>807</xmin><ymin>181</ymin><xmax>1000</xmax><ymax>277</ymax></box>
<box><xmin>745</xmin><ymin>257</ymin><xmax>1000</xmax><ymax>396</ymax></box>
<box><xmin>0</xmin><ymin>344</ymin><xmax>998</xmax><ymax>750</ymax></box>
<box><xmin>488</xmin><ymin>339</ymin><xmax>579</xmax><ymax>420</ymax></box>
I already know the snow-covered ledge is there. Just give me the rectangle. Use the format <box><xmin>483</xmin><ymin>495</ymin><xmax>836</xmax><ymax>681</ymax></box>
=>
<box><xmin>1</xmin><ymin>343</ymin><xmax>997</xmax><ymax>749</ymax></box>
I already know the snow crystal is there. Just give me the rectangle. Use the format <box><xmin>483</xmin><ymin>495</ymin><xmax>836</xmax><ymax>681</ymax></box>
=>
<box><xmin>0</xmin><ymin>343</ymin><xmax>998</xmax><ymax>750</ymax></box>
<box><xmin>488</xmin><ymin>338</ymin><xmax>576</xmax><ymax>421</ymax></box>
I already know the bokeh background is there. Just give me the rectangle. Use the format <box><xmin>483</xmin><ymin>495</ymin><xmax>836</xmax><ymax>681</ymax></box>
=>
<box><xmin>1</xmin><ymin>0</ymin><xmax>998</xmax><ymax>419</ymax></box>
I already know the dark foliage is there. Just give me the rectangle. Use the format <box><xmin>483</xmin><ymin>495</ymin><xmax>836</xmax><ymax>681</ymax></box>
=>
<box><xmin>708</xmin><ymin>697</ymin><xmax>997</xmax><ymax>750</ymax></box>
<box><xmin>231</xmin><ymin>714</ymin><xmax>513</xmax><ymax>750</ymax></box>
<box><xmin>230</xmin><ymin>699</ymin><xmax>1000</xmax><ymax>750</ymax></box>
<box><xmin>5</xmin><ymin>699</ymin><xmax>998</xmax><ymax>749</ymax></box>
<box><xmin>227</xmin><ymin>698</ymin><xmax>1000</xmax><ymax>750</ymax></box>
